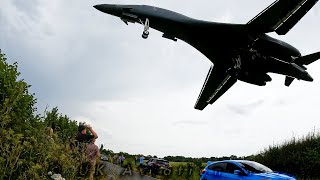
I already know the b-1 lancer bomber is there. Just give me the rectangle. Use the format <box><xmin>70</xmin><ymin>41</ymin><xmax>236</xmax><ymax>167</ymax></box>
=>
<box><xmin>94</xmin><ymin>0</ymin><xmax>320</xmax><ymax>110</ymax></box>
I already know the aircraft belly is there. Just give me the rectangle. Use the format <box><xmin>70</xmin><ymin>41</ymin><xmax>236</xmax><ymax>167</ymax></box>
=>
<box><xmin>182</xmin><ymin>33</ymin><xmax>249</xmax><ymax>64</ymax></box>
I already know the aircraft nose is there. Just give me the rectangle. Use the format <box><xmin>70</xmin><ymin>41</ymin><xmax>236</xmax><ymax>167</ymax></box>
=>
<box><xmin>93</xmin><ymin>4</ymin><xmax>103</xmax><ymax>11</ymax></box>
<box><xmin>93</xmin><ymin>4</ymin><xmax>123</xmax><ymax>16</ymax></box>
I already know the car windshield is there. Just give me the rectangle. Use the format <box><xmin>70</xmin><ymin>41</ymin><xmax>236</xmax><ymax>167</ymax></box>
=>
<box><xmin>237</xmin><ymin>161</ymin><xmax>273</xmax><ymax>173</ymax></box>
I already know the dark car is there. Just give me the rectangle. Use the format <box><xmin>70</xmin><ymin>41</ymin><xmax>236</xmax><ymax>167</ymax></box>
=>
<box><xmin>200</xmin><ymin>160</ymin><xmax>296</xmax><ymax>180</ymax></box>
<box><xmin>138</xmin><ymin>158</ymin><xmax>172</xmax><ymax>176</ymax></box>
<box><xmin>146</xmin><ymin>158</ymin><xmax>172</xmax><ymax>169</ymax></box>
<box><xmin>100</xmin><ymin>154</ymin><xmax>108</xmax><ymax>161</ymax></box>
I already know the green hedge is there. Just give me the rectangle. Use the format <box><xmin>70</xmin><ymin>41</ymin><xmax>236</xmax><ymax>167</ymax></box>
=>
<box><xmin>249</xmin><ymin>130</ymin><xmax>320</xmax><ymax>179</ymax></box>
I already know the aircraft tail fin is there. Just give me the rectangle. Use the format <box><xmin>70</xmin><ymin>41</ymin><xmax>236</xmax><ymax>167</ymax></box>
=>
<box><xmin>285</xmin><ymin>51</ymin><xmax>320</xmax><ymax>86</ymax></box>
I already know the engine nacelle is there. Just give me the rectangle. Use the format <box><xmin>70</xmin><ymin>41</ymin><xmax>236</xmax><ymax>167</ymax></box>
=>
<box><xmin>239</xmin><ymin>76</ymin><xmax>267</xmax><ymax>86</ymax></box>
<box><xmin>227</xmin><ymin>69</ymin><xmax>271</xmax><ymax>86</ymax></box>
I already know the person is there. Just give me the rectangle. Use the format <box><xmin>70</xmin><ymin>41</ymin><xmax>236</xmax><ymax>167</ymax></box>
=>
<box><xmin>75</xmin><ymin>123</ymin><xmax>98</xmax><ymax>143</ymax></box>
<box><xmin>119</xmin><ymin>154</ymin><xmax>125</xmax><ymax>167</ymax></box>
<box><xmin>86</xmin><ymin>138</ymin><xmax>100</xmax><ymax>180</ymax></box>
<box><xmin>74</xmin><ymin>122</ymin><xmax>99</xmax><ymax>177</ymax></box>
<box><xmin>135</xmin><ymin>155</ymin><xmax>138</xmax><ymax>165</ymax></box>
<box><xmin>139</xmin><ymin>155</ymin><xmax>144</xmax><ymax>165</ymax></box>
<box><xmin>45</xmin><ymin>127</ymin><xmax>53</xmax><ymax>138</ymax></box>
<box><xmin>44</xmin><ymin>127</ymin><xmax>55</xmax><ymax>142</ymax></box>
<box><xmin>74</xmin><ymin>123</ymin><xmax>98</xmax><ymax>150</ymax></box>
<box><xmin>113</xmin><ymin>154</ymin><xmax>119</xmax><ymax>164</ymax></box>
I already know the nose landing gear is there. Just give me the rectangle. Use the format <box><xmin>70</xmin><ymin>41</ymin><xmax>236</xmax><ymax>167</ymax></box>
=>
<box><xmin>142</xmin><ymin>30</ymin><xmax>149</xmax><ymax>39</ymax></box>
<box><xmin>141</xmin><ymin>18</ymin><xmax>149</xmax><ymax>39</ymax></box>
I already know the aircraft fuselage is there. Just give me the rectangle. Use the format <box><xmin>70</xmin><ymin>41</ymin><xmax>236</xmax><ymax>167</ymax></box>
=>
<box><xmin>94</xmin><ymin>4</ymin><xmax>313</xmax><ymax>85</ymax></box>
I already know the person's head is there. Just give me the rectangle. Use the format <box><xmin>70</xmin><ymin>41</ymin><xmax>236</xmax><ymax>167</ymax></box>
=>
<box><xmin>78</xmin><ymin>124</ymin><xmax>86</xmax><ymax>134</ymax></box>
<box><xmin>45</xmin><ymin>127</ymin><xmax>53</xmax><ymax>137</ymax></box>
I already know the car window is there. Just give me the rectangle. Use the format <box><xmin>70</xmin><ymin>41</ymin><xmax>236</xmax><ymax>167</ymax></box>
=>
<box><xmin>237</xmin><ymin>161</ymin><xmax>273</xmax><ymax>173</ymax></box>
<box><xmin>159</xmin><ymin>160</ymin><xmax>168</xmax><ymax>164</ymax></box>
<box><xmin>208</xmin><ymin>162</ymin><xmax>226</xmax><ymax>172</ymax></box>
<box><xmin>226</xmin><ymin>162</ymin><xmax>242</xmax><ymax>174</ymax></box>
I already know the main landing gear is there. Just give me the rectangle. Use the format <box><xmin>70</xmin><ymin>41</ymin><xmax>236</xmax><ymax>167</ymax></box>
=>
<box><xmin>141</xmin><ymin>18</ymin><xmax>150</xmax><ymax>39</ymax></box>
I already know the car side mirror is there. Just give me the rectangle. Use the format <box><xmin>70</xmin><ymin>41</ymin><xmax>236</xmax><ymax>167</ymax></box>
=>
<box><xmin>234</xmin><ymin>170</ymin><xmax>246</xmax><ymax>176</ymax></box>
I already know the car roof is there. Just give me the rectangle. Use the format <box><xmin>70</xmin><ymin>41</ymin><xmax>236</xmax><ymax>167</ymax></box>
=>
<box><xmin>207</xmin><ymin>160</ymin><xmax>255</xmax><ymax>166</ymax></box>
<box><xmin>149</xmin><ymin>158</ymin><xmax>169</xmax><ymax>162</ymax></box>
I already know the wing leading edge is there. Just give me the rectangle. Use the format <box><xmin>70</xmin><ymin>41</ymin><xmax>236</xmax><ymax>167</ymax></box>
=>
<box><xmin>247</xmin><ymin>0</ymin><xmax>319</xmax><ymax>35</ymax></box>
<box><xmin>195</xmin><ymin>65</ymin><xmax>237</xmax><ymax>110</ymax></box>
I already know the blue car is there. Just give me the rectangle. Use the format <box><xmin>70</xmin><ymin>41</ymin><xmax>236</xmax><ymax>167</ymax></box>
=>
<box><xmin>200</xmin><ymin>160</ymin><xmax>296</xmax><ymax>180</ymax></box>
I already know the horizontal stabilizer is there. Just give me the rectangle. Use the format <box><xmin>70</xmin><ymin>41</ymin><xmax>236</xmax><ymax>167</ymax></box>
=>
<box><xmin>285</xmin><ymin>76</ymin><xmax>295</xmax><ymax>86</ymax></box>
<box><xmin>284</xmin><ymin>51</ymin><xmax>320</xmax><ymax>86</ymax></box>
<box><xmin>294</xmin><ymin>51</ymin><xmax>320</xmax><ymax>65</ymax></box>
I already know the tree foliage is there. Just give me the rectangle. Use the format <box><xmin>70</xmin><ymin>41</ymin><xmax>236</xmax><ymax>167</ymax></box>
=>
<box><xmin>0</xmin><ymin>50</ymin><xmax>83</xmax><ymax>179</ymax></box>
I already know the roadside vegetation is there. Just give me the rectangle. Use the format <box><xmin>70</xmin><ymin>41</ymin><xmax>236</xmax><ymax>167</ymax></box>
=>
<box><xmin>248</xmin><ymin>130</ymin><xmax>320</xmax><ymax>179</ymax></box>
<box><xmin>1</xmin><ymin>49</ymin><xmax>320</xmax><ymax>179</ymax></box>
<box><xmin>0</xmin><ymin>50</ymin><xmax>104</xmax><ymax>179</ymax></box>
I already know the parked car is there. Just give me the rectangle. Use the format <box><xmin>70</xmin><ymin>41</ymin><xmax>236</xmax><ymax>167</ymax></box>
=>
<box><xmin>100</xmin><ymin>154</ymin><xmax>108</xmax><ymax>161</ymax></box>
<box><xmin>146</xmin><ymin>158</ymin><xmax>172</xmax><ymax>169</ymax></box>
<box><xmin>138</xmin><ymin>158</ymin><xmax>172</xmax><ymax>176</ymax></box>
<box><xmin>200</xmin><ymin>160</ymin><xmax>296</xmax><ymax>180</ymax></box>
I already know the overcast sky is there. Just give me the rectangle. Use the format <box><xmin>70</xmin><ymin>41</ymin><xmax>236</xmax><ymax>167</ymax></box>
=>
<box><xmin>1</xmin><ymin>0</ymin><xmax>320</xmax><ymax>158</ymax></box>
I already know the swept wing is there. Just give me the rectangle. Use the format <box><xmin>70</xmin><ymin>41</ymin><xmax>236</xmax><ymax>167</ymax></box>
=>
<box><xmin>247</xmin><ymin>0</ymin><xmax>319</xmax><ymax>35</ymax></box>
<box><xmin>195</xmin><ymin>65</ymin><xmax>237</xmax><ymax>110</ymax></box>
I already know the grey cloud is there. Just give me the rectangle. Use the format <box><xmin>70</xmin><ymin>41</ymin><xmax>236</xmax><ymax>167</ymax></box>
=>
<box><xmin>273</xmin><ymin>99</ymin><xmax>287</xmax><ymax>106</ymax></box>
<box><xmin>1</xmin><ymin>0</ymin><xmax>43</xmax><ymax>34</ymax></box>
<box><xmin>12</xmin><ymin>0</ymin><xmax>41</xmax><ymax>18</ymax></box>
<box><xmin>227</xmin><ymin>99</ymin><xmax>264</xmax><ymax>115</ymax></box>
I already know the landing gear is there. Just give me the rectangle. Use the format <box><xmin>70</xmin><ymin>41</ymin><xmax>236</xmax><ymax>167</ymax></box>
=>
<box><xmin>232</xmin><ymin>54</ymin><xmax>242</xmax><ymax>70</ymax></box>
<box><xmin>142</xmin><ymin>30</ymin><xmax>149</xmax><ymax>39</ymax></box>
<box><xmin>141</xmin><ymin>18</ymin><xmax>150</xmax><ymax>39</ymax></box>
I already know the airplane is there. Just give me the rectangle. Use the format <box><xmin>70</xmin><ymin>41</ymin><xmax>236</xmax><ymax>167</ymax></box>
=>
<box><xmin>94</xmin><ymin>0</ymin><xmax>320</xmax><ymax>110</ymax></box>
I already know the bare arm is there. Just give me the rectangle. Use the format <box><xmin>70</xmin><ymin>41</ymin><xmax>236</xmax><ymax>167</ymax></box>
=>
<box><xmin>87</xmin><ymin>125</ymin><xmax>98</xmax><ymax>139</ymax></box>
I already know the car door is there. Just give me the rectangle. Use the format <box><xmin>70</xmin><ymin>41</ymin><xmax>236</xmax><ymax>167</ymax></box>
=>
<box><xmin>205</xmin><ymin>162</ymin><xmax>227</xmax><ymax>179</ymax></box>
<box><xmin>205</xmin><ymin>162</ymin><xmax>244</xmax><ymax>180</ymax></box>
<box><xmin>222</xmin><ymin>162</ymin><xmax>246</xmax><ymax>180</ymax></box>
